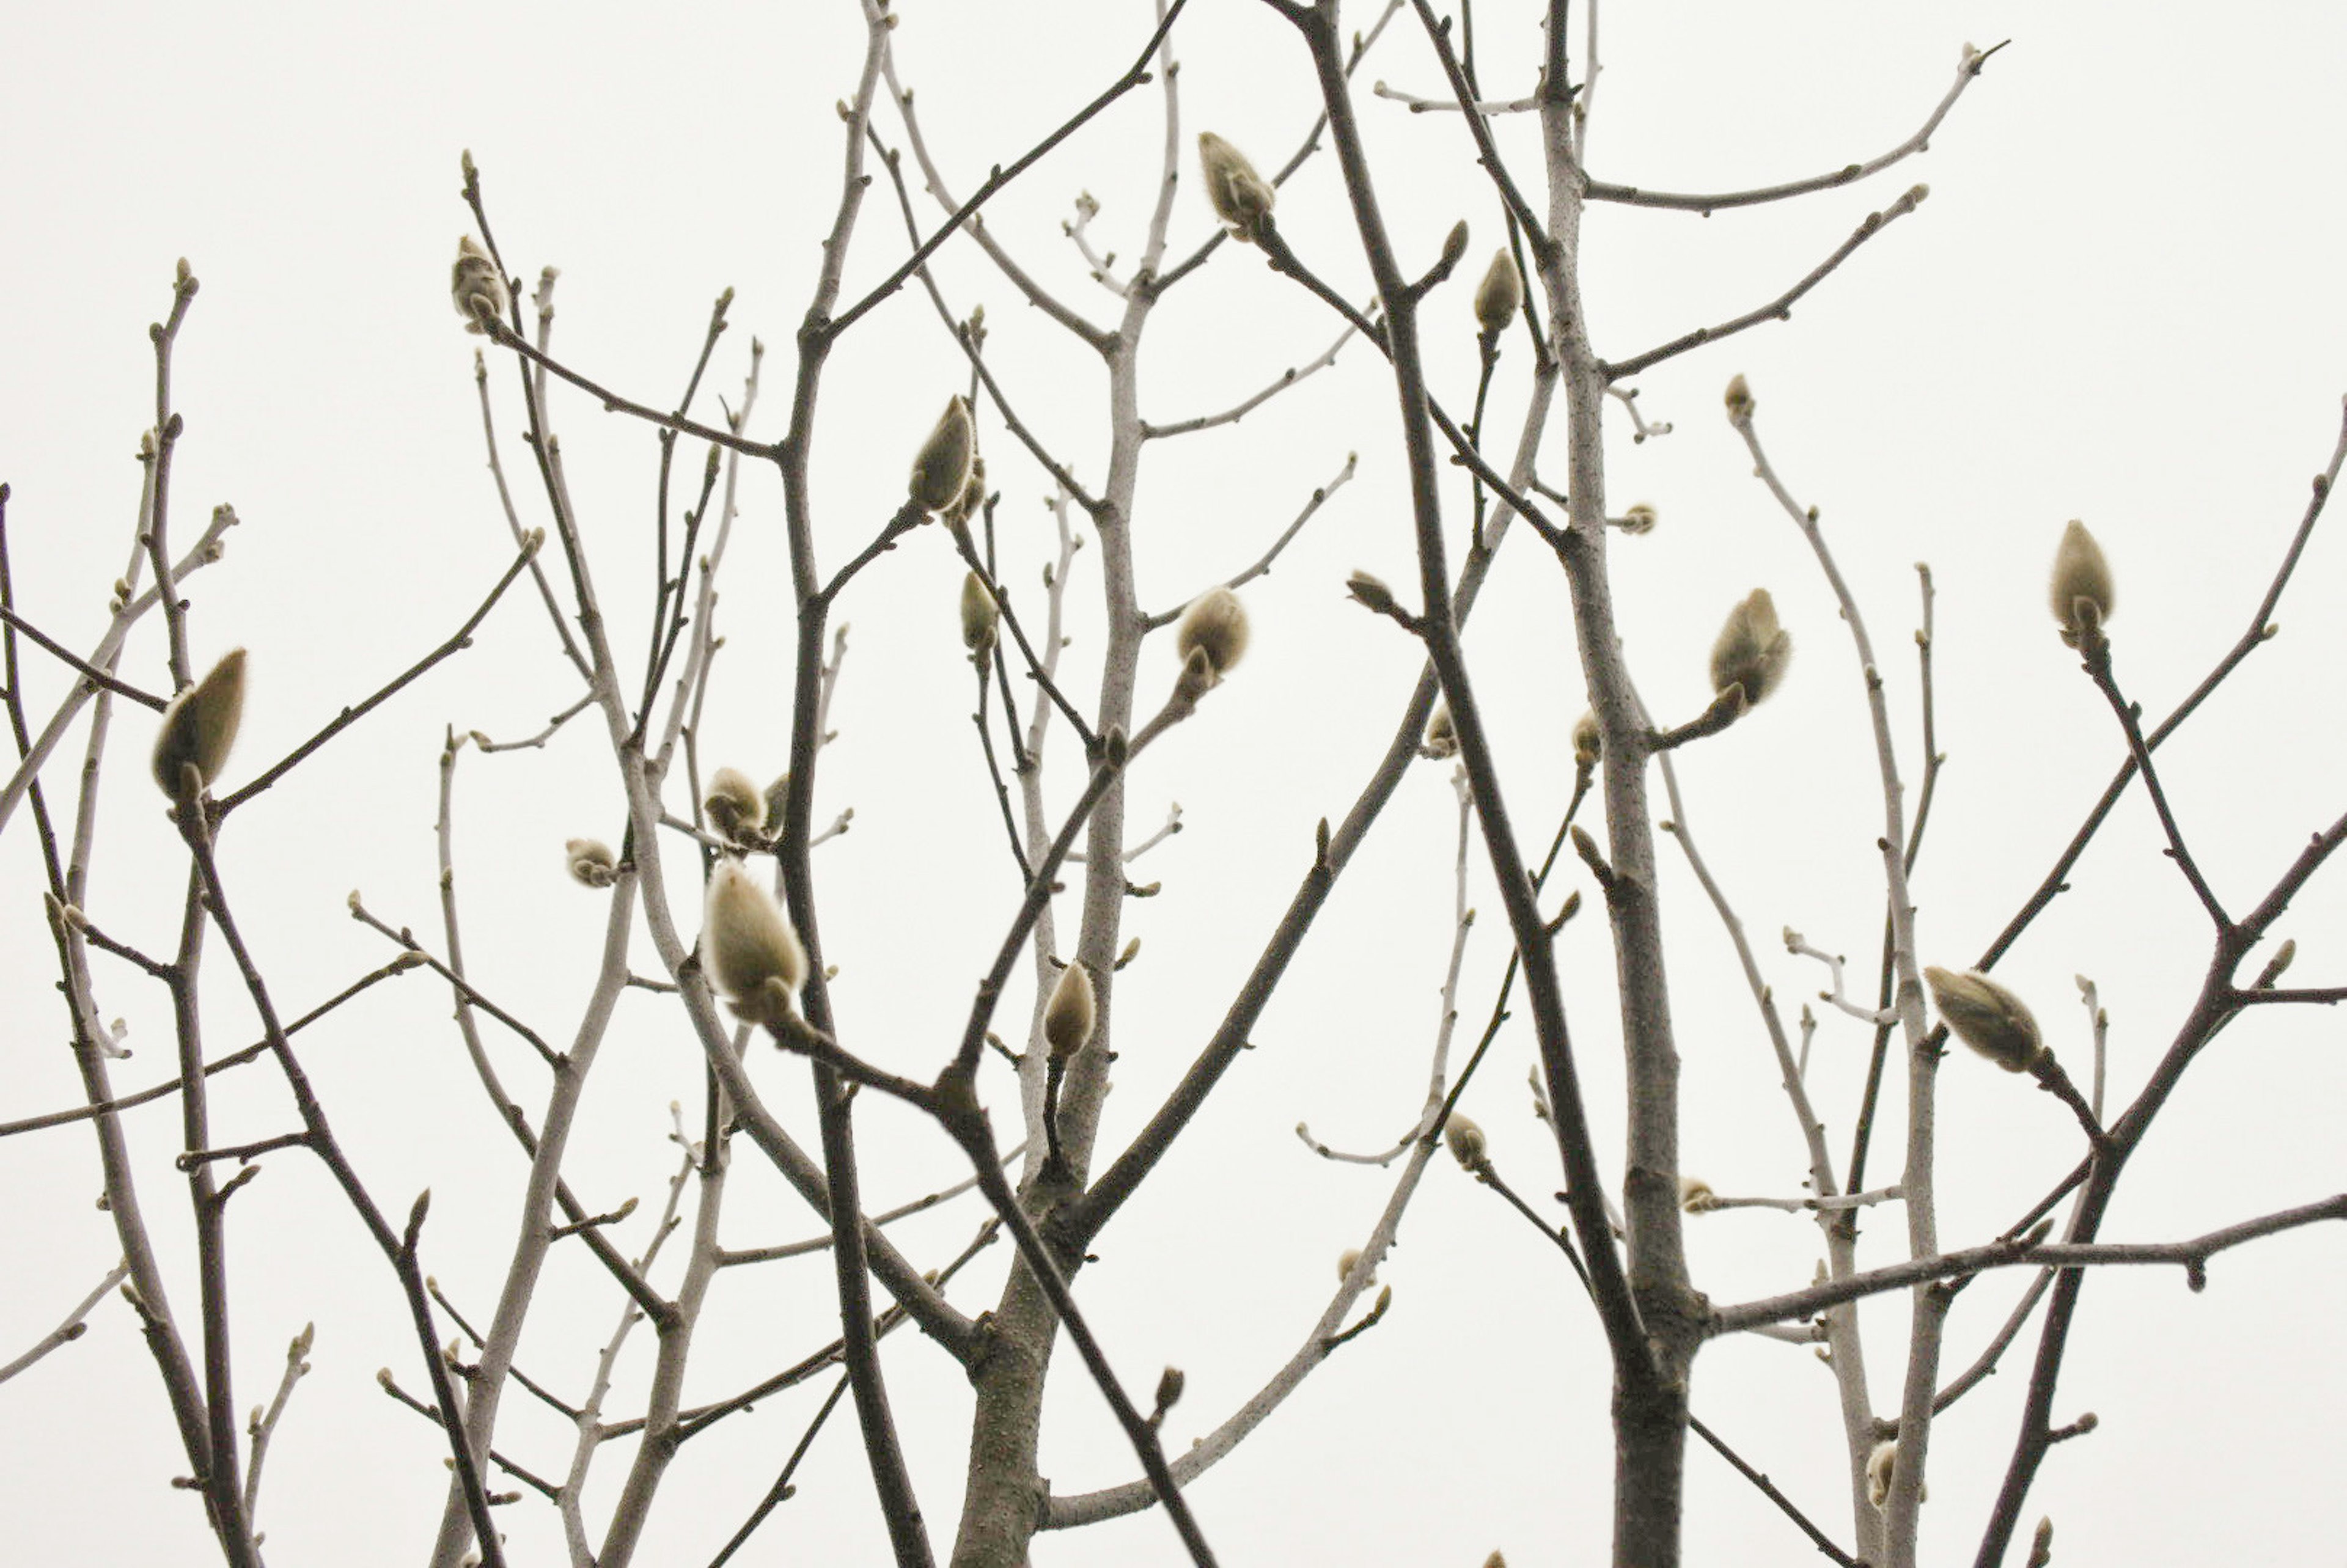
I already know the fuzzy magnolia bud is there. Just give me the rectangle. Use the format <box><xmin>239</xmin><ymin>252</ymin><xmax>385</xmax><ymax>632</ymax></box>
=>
<box><xmin>1043</xmin><ymin>961</ymin><xmax>1096</xmax><ymax>1061</ymax></box>
<box><xmin>960</xmin><ymin>571</ymin><xmax>999</xmax><ymax>658</ymax></box>
<box><xmin>1485</xmin><ymin>1555</ymin><xmax>1508</xmax><ymax>1568</ymax></box>
<box><xmin>1618</xmin><ymin>502</ymin><xmax>1658</xmax><ymax>535</ymax></box>
<box><xmin>1572</xmin><ymin>709</ymin><xmax>1603</xmax><ymax>769</ymax></box>
<box><xmin>702</xmin><ymin>859</ymin><xmax>807</xmax><ymax>1027</ymax></box>
<box><xmin>1444</xmin><ymin>1112</ymin><xmax>1487</xmax><ymax>1168</ymax></box>
<box><xmin>1473</xmin><ymin>249</ymin><xmax>1522</xmax><ymax>334</ymax></box>
<box><xmin>1724</xmin><ymin>373</ymin><xmax>1755</xmax><ymax>422</ymax></box>
<box><xmin>152</xmin><ymin>648</ymin><xmax>248</xmax><ymax>799</ymax></box>
<box><xmin>1345</xmin><ymin>570</ymin><xmax>1398</xmax><ymax>617</ymax></box>
<box><xmin>1423</xmin><ymin>700</ymin><xmax>1458</xmax><ymax>759</ymax></box>
<box><xmin>1198</xmin><ymin>132</ymin><xmax>1275</xmax><ymax>243</ymax></box>
<box><xmin>1337</xmin><ymin>1247</ymin><xmax>1367</xmax><ymax>1283</ymax></box>
<box><xmin>2025</xmin><ymin>1516</ymin><xmax>2054</xmax><ymax>1568</ymax></box>
<box><xmin>1709</xmin><ymin>588</ymin><xmax>1793</xmax><ymax>709</ymax></box>
<box><xmin>1177</xmin><ymin>586</ymin><xmax>1250</xmax><ymax>680</ymax></box>
<box><xmin>1924</xmin><ymin>966</ymin><xmax>2046</xmax><ymax>1072</ymax></box>
<box><xmin>703</xmin><ymin>768</ymin><xmax>766</xmax><ymax>842</ymax></box>
<box><xmin>1680</xmin><ymin>1176</ymin><xmax>1719</xmax><ymax>1214</ymax></box>
<box><xmin>1867</xmin><ymin>1440</ymin><xmax>1898</xmax><ymax>1511</ymax></box>
<box><xmin>1436</xmin><ymin>219</ymin><xmax>1470</xmax><ymax>276</ymax></box>
<box><xmin>909</xmin><ymin>397</ymin><xmax>976</xmax><ymax>513</ymax></box>
<box><xmin>565</xmin><ymin>838</ymin><xmax>618</xmax><ymax>888</ymax></box>
<box><xmin>763</xmin><ymin>774</ymin><xmax>791</xmax><ymax>833</ymax></box>
<box><xmin>2049</xmin><ymin>519</ymin><xmax>2115</xmax><ymax>646</ymax></box>
<box><xmin>1152</xmin><ymin>1365</ymin><xmax>1186</xmax><ymax>1416</ymax></box>
<box><xmin>451</xmin><ymin>236</ymin><xmax>507</xmax><ymax>334</ymax></box>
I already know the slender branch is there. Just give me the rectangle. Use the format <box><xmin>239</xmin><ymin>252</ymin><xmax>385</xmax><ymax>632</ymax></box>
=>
<box><xmin>1142</xmin><ymin>324</ymin><xmax>1361</xmax><ymax>438</ymax></box>
<box><xmin>0</xmin><ymin>1262</ymin><xmax>130</xmax><ymax>1386</ymax></box>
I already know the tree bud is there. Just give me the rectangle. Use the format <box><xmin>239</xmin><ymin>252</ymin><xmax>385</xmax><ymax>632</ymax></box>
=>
<box><xmin>1924</xmin><ymin>966</ymin><xmax>2046</xmax><ymax>1072</ymax></box>
<box><xmin>1176</xmin><ymin>586</ymin><xmax>1250</xmax><ymax>680</ymax></box>
<box><xmin>703</xmin><ymin>767</ymin><xmax>766</xmax><ymax>842</ymax></box>
<box><xmin>960</xmin><ymin>571</ymin><xmax>999</xmax><ymax>658</ymax></box>
<box><xmin>909</xmin><ymin>396</ymin><xmax>976</xmax><ymax>513</ymax></box>
<box><xmin>152</xmin><ymin>648</ymin><xmax>248</xmax><ymax>799</ymax></box>
<box><xmin>1437</xmin><ymin>219</ymin><xmax>1469</xmax><ymax>276</ymax></box>
<box><xmin>702</xmin><ymin>859</ymin><xmax>806</xmax><ymax>1027</ymax></box>
<box><xmin>1618</xmin><ymin>502</ymin><xmax>1658</xmax><ymax>535</ymax></box>
<box><xmin>1444</xmin><ymin>1112</ymin><xmax>1486</xmax><ymax>1168</ymax></box>
<box><xmin>1336</xmin><ymin>1247</ymin><xmax>1367</xmax><ymax>1283</ymax></box>
<box><xmin>1724</xmin><ymin>373</ymin><xmax>1755</xmax><ymax>423</ymax></box>
<box><xmin>1153</xmin><ymin>1365</ymin><xmax>1185</xmax><ymax>1415</ymax></box>
<box><xmin>2026</xmin><ymin>1516</ymin><xmax>2054</xmax><ymax>1568</ymax></box>
<box><xmin>1708</xmin><ymin>588</ymin><xmax>1792</xmax><ymax>709</ymax></box>
<box><xmin>1198</xmin><ymin>132</ymin><xmax>1276</xmax><ymax>244</ymax></box>
<box><xmin>1867</xmin><ymin>1440</ymin><xmax>1899</xmax><ymax>1510</ymax></box>
<box><xmin>1485</xmin><ymin>1555</ymin><xmax>1508</xmax><ymax>1568</ymax></box>
<box><xmin>763</xmin><ymin>774</ymin><xmax>792</xmax><ymax>833</ymax></box>
<box><xmin>1679</xmin><ymin>1176</ymin><xmax>1719</xmax><ymax>1214</ymax></box>
<box><xmin>1423</xmin><ymin>700</ymin><xmax>1458</xmax><ymax>759</ymax></box>
<box><xmin>2048</xmin><ymin>519</ymin><xmax>2115</xmax><ymax>646</ymax></box>
<box><xmin>1473</xmin><ymin>249</ymin><xmax>1522</xmax><ymax>334</ymax></box>
<box><xmin>565</xmin><ymin>838</ymin><xmax>618</xmax><ymax>888</ymax></box>
<box><xmin>451</xmin><ymin>236</ymin><xmax>507</xmax><ymax>334</ymax></box>
<box><xmin>1043</xmin><ymin>961</ymin><xmax>1096</xmax><ymax>1061</ymax></box>
<box><xmin>1572</xmin><ymin>709</ymin><xmax>1603</xmax><ymax>768</ymax></box>
<box><xmin>1345</xmin><ymin>570</ymin><xmax>1398</xmax><ymax>617</ymax></box>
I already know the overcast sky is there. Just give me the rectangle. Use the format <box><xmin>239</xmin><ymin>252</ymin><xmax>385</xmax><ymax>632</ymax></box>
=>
<box><xmin>3</xmin><ymin>3</ymin><xmax>2343</xmax><ymax>1564</ymax></box>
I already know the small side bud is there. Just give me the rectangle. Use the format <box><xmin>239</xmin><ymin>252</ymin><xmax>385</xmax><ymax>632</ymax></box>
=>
<box><xmin>1924</xmin><ymin>967</ymin><xmax>2046</xmax><ymax>1072</ymax></box>
<box><xmin>1043</xmin><ymin>961</ymin><xmax>1096</xmax><ymax>1061</ymax></box>
<box><xmin>1473</xmin><ymin>249</ymin><xmax>1522</xmax><ymax>334</ymax></box>
<box><xmin>1423</xmin><ymin>700</ymin><xmax>1458</xmax><ymax>759</ymax></box>
<box><xmin>1345</xmin><ymin>570</ymin><xmax>1398</xmax><ymax>617</ymax></box>
<box><xmin>2025</xmin><ymin>1515</ymin><xmax>2054</xmax><ymax>1568</ymax></box>
<box><xmin>451</xmin><ymin>236</ymin><xmax>507</xmax><ymax>334</ymax></box>
<box><xmin>1176</xmin><ymin>586</ymin><xmax>1250</xmax><ymax>679</ymax></box>
<box><xmin>1436</xmin><ymin>219</ymin><xmax>1469</xmax><ymax>276</ymax></box>
<box><xmin>1172</xmin><ymin>645</ymin><xmax>1217</xmax><ymax>706</ymax></box>
<box><xmin>2048</xmin><ymin>520</ymin><xmax>2115</xmax><ymax>647</ymax></box>
<box><xmin>909</xmin><ymin>396</ymin><xmax>976</xmax><ymax>513</ymax></box>
<box><xmin>1618</xmin><ymin>502</ymin><xmax>1658</xmax><ymax>535</ymax></box>
<box><xmin>1724</xmin><ymin>373</ymin><xmax>1756</xmax><ymax>423</ymax></box>
<box><xmin>565</xmin><ymin>838</ymin><xmax>618</xmax><ymax>888</ymax></box>
<box><xmin>1571</xmin><ymin>709</ymin><xmax>1603</xmax><ymax>768</ymax></box>
<box><xmin>1867</xmin><ymin>1440</ymin><xmax>1899</xmax><ymax>1511</ymax></box>
<box><xmin>960</xmin><ymin>571</ymin><xmax>999</xmax><ymax>658</ymax></box>
<box><xmin>152</xmin><ymin>648</ymin><xmax>248</xmax><ymax>799</ymax></box>
<box><xmin>1444</xmin><ymin>1112</ymin><xmax>1486</xmax><ymax>1169</ymax></box>
<box><xmin>704</xmin><ymin>767</ymin><xmax>766</xmax><ymax>842</ymax></box>
<box><xmin>1679</xmin><ymin>1176</ymin><xmax>1719</xmax><ymax>1214</ymax></box>
<box><xmin>1198</xmin><ymin>131</ymin><xmax>1275</xmax><ymax>244</ymax></box>
<box><xmin>1337</xmin><ymin>1247</ymin><xmax>1367</xmax><ymax>1283</ymax></box>
<box><xmin>1151</xmin><ymin>1365</ymin><xmax>1186</xmax><ymax>1417</ymax></box>
<box><xmin>702</xmin><ymin>859</ymin><xmax>807</xmax><ymax>1027</ymax></box>
<box><xmin>1708</xmin><ymin>589</ymin><xmax>1793</xmax><ymax>709</ymax></box>
<box><xmin>762</xmin><ymin>774</ymin><xmax>792</xmax><ymax>834</ymax></box>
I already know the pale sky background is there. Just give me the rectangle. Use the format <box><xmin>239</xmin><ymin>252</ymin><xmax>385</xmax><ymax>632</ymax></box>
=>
<box><xmin>2</xmin><ymin>3</ymin><xmax>2343</xmax><ymax>1564</ymax></box>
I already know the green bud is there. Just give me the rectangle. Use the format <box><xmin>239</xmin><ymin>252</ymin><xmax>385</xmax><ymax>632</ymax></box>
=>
<box><xmin>2049</xmin><ymin>519</ymin><xmax>2115</xmax><ymax>647</ymax></box>
<box><xmin>152</xmin><ymin>648</ymin><xmax>248</xmax><ymax>799</ymax></box>
<box><xmin>960</xmin><ymin>571</ymin><xmax>999</xmax><ymax>658</ymax></box>
<box><xmin>1199</xmin><ymin>132</ymin><xmax>1275</xmax><ymax>244</ymax></box>
<box><xmin>703</xmin><ymin>859</ymin><xmax>807</xmax><ymax>1027</ymax></box>
<box><xmin>1924</xmin><ymin>966</ymin><xmax>2046</xmax><ymax>1072</ymax></box>
<box><xmin>1572</xmin><ymin>709</ymin><xmax>1602</xmax><ymax>768</ymax></box>
<box><xmin>1708</xmin><ymin>589</ymin><xmax>1793</xmax><ymax>709</ymax></box>
<box><xmin>1473</xmin><ymin>249</ymin><xmax>1521</xmax><ymax>334</ymax></box>
<box><xmin>909</xmin><ymin>396</ymin><xmax>976</xmax><ymax>512</ymax></box>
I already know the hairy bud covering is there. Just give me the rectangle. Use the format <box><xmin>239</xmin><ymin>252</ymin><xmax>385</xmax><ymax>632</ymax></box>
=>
<box><xmin>960</xmin><ymin>571</ymin><xmax>999</xmax><ymax>658</ymax></box>
<box><xmin>152</xmin><ymin>648</ymin><xmax>248</xmax><ymax>799</ymax></box>
<box><xmin>1198</xmin><ymin>132</ymin><xmax>1275</xmax><ymax>243</ymax></box>
<box><xmin>1924</xmin><ymin>966</ymin><xmax>2046</xmax><ymax>1072</ymax></box>
<box><xmin>1473</xmin><ymin>249</ymin><xmax>1521</xmax><ymax>334</ymax></box>
<box><xmin>1423</xmin><ymin>700</ymin><xmax>1458</xmax><ymax>759</ymax></box>
<box><xmin>1724</xmin><ymin>372</ymin><xmax>1756</xmax><ymax>422</ymax></box>
<box><xmin>702</xmin><ymin>859</ymin><xmax>807</xmax><ymax>1027</ymax></box>
<box><xmin>1444</xmin><ymin>1112</ymin><xmax>1486</xmax><ymax>1168</ymax></box>
<box><xmin>1043</xmin><ymin>961</ymin><xmax>1096</xmax><ymax>1061</ymax></box>
<box><xmin>1708</xmin><ymin>588</ymin><xmax>1793</xmax><ymax>709</ymax></box>
<box><xmin>1176</xmin><ymin>586</ymin><xmax>1250</xmax><ymax>679</ymax></box>
<box><xmin>909</xmin><ymin>397</ymin><xmax>976</xmax><ymax>513</ymax></box>
<box><xmin>2049</xmin><ymin>519</ymin><xmax>2115</xmax><ymax>646</ymax></box>
<box><xmin>565</xmin><ymin>838</ymin><xmax>618</xmax><ymax>888</ymax></box>
<box><xmin>703</xmin><ymin>767</ymin><xmax>766</xmax><ymax>842</ymax></box>
<box><xmin>451</xmin><ymin>236</ymin><xmax>507</xmax><ymax>334</ymax></box>
<box><xmin>1572</xmin><ymin>709</ymin><xmax>1603</xmax><ymax>769</ymax></box>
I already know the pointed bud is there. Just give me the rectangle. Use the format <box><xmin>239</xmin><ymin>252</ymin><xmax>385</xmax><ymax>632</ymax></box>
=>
<box><xmin>1172</xmin><ymin>645</ymin><xmax>1218</xmax><ymax>707</ymax></box>
<box><xmin>152</xmin><ymin>648</ymin><xmax>248</xmax><ymax>798</ymax></box>
<box><xmin>1423</xmin><ymin>700</ymin><xmax>1458</xmax><ymax>759</ymax></box>
<box><xmin>702</xmin><ymin>859</ymin><xmax>806</xmax><ymax>1027</ymax></box>
<box><xmin>1924</xmin><ymin>967</ymin><xmax>2046</xmax><ymax>1072</ymax></box>
<box><xmin>1437</xmin><ymin>219</ymin><xmax>1470</xmax><ymax>276</ymax></box>
<box><xmin>2025</xmin><ymin>1516</ymin><xmax>2054</xmax><ymax>1568</ymax></box>
<box><xmin>1572</xmin><ymin>709</ymin><xmax>1603</xmax><ymax>768</ymax></box>
<box><xmin>451</xmin><ymin>236</ymin><xmax>507</xmax><ymax>334</ymax></box>
<box><xmin>703</xmin><ymin>767</ymin><xmax>766</xmax><ymax>842</ymax></box>
<box><xmin>2048</xmin><ymin>520</ymin><xmax>2115</xmax><ymax>646</ymax></box>
<box><xmin>1444</xmin><ymin>1112</ymin><xmax>1486</xmax><ymax>1168</ymax></box>
<box><xmin>1176</xmin><ymin>586</ymin><xmax>1250</xmax><ymax>679</ymax></box>
<box><xmin>1724</xmin><ymin>373</ymin><xmax>1755</xmax><ymax>423</ymax></box>
<box><xmin>763</xmin><ymin>774</ymin><xmax>792</xmax><ymax>833</ymax></box>
<box><xmin>1152</xmin><ymin>1365</ymin><xmax>1186</xmax><ymax>1415</ymax></box>
<box><xmin>1485</xmin><ymin>1555</ymin><xmax>1508</xmax><ymax>1568</ymax></box>
<box><xmin>909</xmin><ymin>397</ymin><xmax>976</xmax><ymax>512</ymax></box>
<box><xmin>1709</xmin><ymin>589</ymin><xmax>1793</xmax><ymax>709</ymax></box>
<box><xmin>1474</xmin><ymin>249</ymin><xmax>1522</xmax><ymax>334</ymax></box>
<box><xmin>960</xmin><ymin>571</ymin><xmax>999</xmax><ymax>658</ymax></box>
<box><xmin>1618</xmin><ymin>502</ymin><xmax>1658</xmax><ymax>535</ymax></box>
<box><xmin>1043</xmin><ymin>961</ymin><xmax>1096</xmax><ymax>1061</ymax></box>
<box><xmin>1345</xmin><ymin>570</ymin><xmax>1398</xmax><ymax>617</ymax></box>
<box><xmin>1198</xmin><ymin>132</ymin><xmax>1276</xmax><ymax>244</ymax></box>
<box><xmin>565</xmin><ymin>838</ymin><xmax>618</xmax><ymax>888</ymax></box>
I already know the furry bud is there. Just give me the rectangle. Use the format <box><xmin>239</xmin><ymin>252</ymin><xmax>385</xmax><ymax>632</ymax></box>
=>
<box><xmin>763</xmin><ymin>774</ymin><xmax>792</xmax><ymax>833</ymax></box>
<box><xmin>960</xmin><ymin>571</ymin><xmax>999</xmax><ymax>658</ymax></box>
<box><xmin>1680</xmin><ymin>1176</ymin><xmax>1719</xmax><ymax>1214</ymax></box>
<box><xmin>2025</xmin><ymin>1516</ymin><xmax>2054</xmax><ymax>1568</ymax></box>
<box><xmin>702</xmin><ymin>859</ymin><xmax>807</xmax><ymax>1027</ymax></box>
<box><xmin>1444</xmin><ymin>1112</ymin><xmax>1486</xmax><ymax>1168</ymax></box>
<box><xmin>152</xmin><ymin>648</ymin><xmax>248</xmax><ymax>799</ymax></box>
<box><xmin>909</xmin><ymin>397</ymin><xmax>976</xmax><ymax>513</ymax></box>
<box><xmin>1924</xmin><ymin>967</ymin><xmax>2046</xmax><ymax>1072</ymax></box>
<box><xmin>1572</xmin><ymin>709</ymin><xmax>1602</xmax><ymax>768</ymax></box>
<box><xmin>703</xmin><ymin>768</ymin><xmax>766</xmax><ymax>842</ymax></box>
<box><xmin>1176</xmin><ymin>586</ymin><xmax>1250</xmax><ymax>679</ymax></box>
<box><xmin>1437</xmin><ymin>219</ymin><xmax>1470</xmax><ymax>276</ymax></box>
<box><xmin>565</xmin><ymin>838</ymin><xmax>618</xmax><ymax>888</ymax></box>
<box><xmin>1199</xmin><ymin>132</ymin><xmax>1275</xmax><ymax>244</ymax></box>
<box><xmin>1618</xmin><ymin>503</ymin><xmax>1658</xmax><ymax>535</ymax></box>
<box><xmin>1345</xmin><ymin>570</ymin><xmax>1398</xmax><ymax>617</ymax></box>
<box><xmin>451</xmin><ymin>236</ymin><xmax>507</xmax><ymax>334</ymax></box>
<box><xmin>1152</xmin><ymin>1365</ymin><xmax>1186</xmax><ymax>1415</ymax></box>
<box><xmin>1043</xmin><ymin>962</ymin><xmax>1096</xmax><ymax>1061</ymax></box>
<box><xmin>1423</xmin><ymin>700</ymin><xmax>1458</xmax><ymax>759</ymax></box>
<box><xmin>1709</xmin><ymin>589</ymin><xmax>1792</xmax><ymax>709</ymax></box>
<box><xmin>1337</xmin><ymin>1247</ymin><xmax>1367</xmax><ymax>1283</ymax></box>
<box><xmin>1474</xmin><ymin>249</ymin><xmax>1522</xmax><ymax>334</ymax></box>
<box><xmin>2049</xmin><ymin>519</ymin><xmax>2115</xmax><ymax>646</ymax></box>
<box><xmin>1724</xmin><ymin>373</ymin><xmax>1755</xmax><ymax>423</ymax></box>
